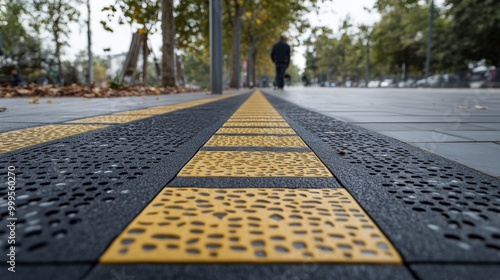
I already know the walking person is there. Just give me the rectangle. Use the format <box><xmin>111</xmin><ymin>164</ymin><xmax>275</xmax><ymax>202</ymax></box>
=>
<box><xmin>270</xmin><ymin>35</ymin><xmax>291</xmax><ymax>90</ymax></box>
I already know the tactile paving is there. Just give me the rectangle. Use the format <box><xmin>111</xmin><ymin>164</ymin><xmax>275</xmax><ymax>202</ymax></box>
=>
<box><xmin>67</xmin><ymin>115</ymin><xmax>152</xmax><ymax>124</ymax></box>
<box><xmin>114</xmin><ymin>107</ymin><xmax>178</xmax><ymax>115</ymax></box>
<box><xmin>222</xmin><ymin>122</ymin><xmax>290</xmax><ymax>127</ymax></box>
<box><xmin>205</xmin><ymin>136</ymin><xmax>307</xmax><ymax>148</ymax></box>
<box><xmin>0</xmin><ymin>94</ymin><xmax>248</xmax><ymax>262</ymax></box>
<box><xmin>216</xmin><ymin>128</ymin><xmax>296</xmax><ymax>135</ymax></box>
<box><xmin>0</xmin><ymin>124</ymin><xmax>108</xmax><ymax>154</ymax></box>
<box><xmin>99</xmin><ymin>188</ymin><xmax>401</xmax><ymax>263</ymax></box>
<box><xmin>266</xmin><ymin>93</ymin><xmax>500</xmax><ymax>261</ymax></box>
<box><xmin>178</xmin><ymin>151</ymin><xmax>333</xmax><ymax>177</ymax></box>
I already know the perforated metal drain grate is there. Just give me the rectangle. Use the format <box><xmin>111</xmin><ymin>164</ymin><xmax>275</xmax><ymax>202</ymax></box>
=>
<box><xmin>216</xmin><ymin>128</ymin><xmax>296</xmax><ymax>135</ymax></box>
<box><xmin>100</xmin><ymin>188</ymin><xmax>401</xmax><ymax>263</ymax></box>
<box><xmin>178</xmin><ymin>151</ymin><xmax>333</xmax><ymax>177</ymax></box>
<box><xmin>0</xmin><ymin>124</ymin><xmax>108</xmax><ymax>154</ymax></box>
<box><xmin>266</xmin><ymin>93</ymin><xmax>500</xmax><ymax>259</ymax></box>
<box><xmin>0</xmin><ymin>95</ymin><xmax>248</xmax><ymax>261</ymax></box>
<box><xmin>205</xmin><ymin>136</ymin><xmax>308</xmax><ymax>148</ymax></box>
<box><xmin>67</xmin><ymin>115</ymin><xmax>153</xmax><ymax>124</ymax></box>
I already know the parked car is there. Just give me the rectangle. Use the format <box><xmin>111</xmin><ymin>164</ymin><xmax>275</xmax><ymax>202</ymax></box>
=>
<box><xmin>416</xmin><ymin>75</ymin><xmax>443</xmax><ymax>88</ymax></box>
<box><xmin>367</xmin><ymin>80</ymin><xmax>381</xmax><ymax>88</ymax></box>
<box><xmin>442</xmin><ymin>73</ymin><xmax>468</xmax><ymax>88</ymax></box>
<box><xmin>380</xmin><ymin>79</ymin><xmax>395</xmax><ymax>88</ymax></box>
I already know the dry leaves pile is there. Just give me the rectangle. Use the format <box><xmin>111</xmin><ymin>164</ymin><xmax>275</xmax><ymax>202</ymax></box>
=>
<box><xmin>0</xmin><ymin>84</ymin><xmax>205</xmax><ymax>98</ymax></box>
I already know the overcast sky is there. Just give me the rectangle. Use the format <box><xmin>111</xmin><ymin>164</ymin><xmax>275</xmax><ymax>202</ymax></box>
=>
<box><xmin>65</xmin><ymin>0</ymin><xmax>380</xmax><ymax>71</ymax></box>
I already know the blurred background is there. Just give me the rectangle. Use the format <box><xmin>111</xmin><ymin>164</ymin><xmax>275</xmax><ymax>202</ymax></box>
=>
<box><xmin>0</xmin><ymin>0</ymin><xmax>498</xmax><ymax>90</ymax></box>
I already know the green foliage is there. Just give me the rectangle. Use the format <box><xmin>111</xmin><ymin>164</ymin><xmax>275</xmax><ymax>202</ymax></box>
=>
<box><xmin>183</xmin><ymin>50</ymin><xmax>210</xmax><ymax>88</ymax></box>
<box><xmin>444</xmin><ymin>0</ymin><xmax>500</xmax><ymax>65</ymax></box>
<box><xmin>109</xmin><ymin>73</ymin><xmax>125</xmax><ymax>89</ymax></box>
<box><xmin>0</xmin><ymin>1</ymin><xmax>48</xmax><ymax>80</ymax></box>
<box><xmin>101</xmin><ymin>0</ymin><xmax>160</xmax><ymax>34</ymax></box>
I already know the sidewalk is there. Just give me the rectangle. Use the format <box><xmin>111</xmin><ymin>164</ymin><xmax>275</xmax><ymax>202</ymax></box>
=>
<box><xmin>0</xmin><ymin>89</ymin><xmax>499</xmax><ymax>280</ymax></box>
<box><xmin>269</xmin><ymin>87</ymin><xmax>500</xmax><ymax>178</ymax></box>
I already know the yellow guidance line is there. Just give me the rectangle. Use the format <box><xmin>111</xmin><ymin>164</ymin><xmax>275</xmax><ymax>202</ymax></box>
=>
<box><xmin>99</xmin><ymin>188</ymin><xmax>401</xmax><ymax>264</ymax></box>
<box><xmin>0</xmin><ymin>124</ymin><xmax>108</xmax><ymax>154</ymax></box>
<box><xmin>0</xmin><ymin>93</ymin><xmax>241</xmax><ymax>154</ymax></box>
<box><xmin>99</xmin><ymin>90</ymin><xmax>402</xmax><ymax>264</ymax></box>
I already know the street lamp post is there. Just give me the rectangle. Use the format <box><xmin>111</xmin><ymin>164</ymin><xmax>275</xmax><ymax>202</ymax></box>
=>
<box><xmin>210</xmin><ymin>0</ymin><xmax>222</xmax><ymax>94</ymax></box>
<box><xmin>424</xmin><ymin>0</ymin><xmax>434</xmax><ymax>85</ymax></box>
<box><xmin>87</xmin><ymin>0</ymin><xmax>93</xmax><ymax>85</ymax></box>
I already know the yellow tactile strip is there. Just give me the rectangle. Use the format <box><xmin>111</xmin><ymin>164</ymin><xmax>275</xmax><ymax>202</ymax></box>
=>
<box><xmin>100</xmin><ymin>188</ymin><xmax>401</xmax><ymax>263</ymax></box>
<box><xmin>205</xmin><ymin>135</ymin><xmax>308</xmax><ymax>148</ymax></box>
<box><xmin>216</xmin><ymin>128</ymin><xmax>296</xmax><ymax>135</ymax></box>
<box><xmin>67</xmin><ymin>115</ymin><xmax>153</xmax><ymax>124</ymax></box>
<box><xmin>222</xmin><ymin>122</ymin><xmax>289</xmax><ymax>127</ymax></box>
<box><xmin>0</xmin><ymin>124</ymin><xmax>108</xmax><ymax>153</ymax></box>
<box><xmin>178</xmin><ymin>151</ymin><xmax>333</xmax><ymax>177</ymax></box>
<box><xmin>70</xmin><ymin>94</ymin><xmax>238</xmax><ymax>123</ymax></box>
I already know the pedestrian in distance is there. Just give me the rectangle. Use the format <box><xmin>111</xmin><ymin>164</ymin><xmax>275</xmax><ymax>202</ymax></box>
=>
<box><xmin>9</xmin><ymin>69</ymin><xmax>25</xmax><ymax>87</ymax></box>
<box><xmin>270</xmin><ymin>35</ymin><xmax>291</xmax><ymax>91</ymax></box>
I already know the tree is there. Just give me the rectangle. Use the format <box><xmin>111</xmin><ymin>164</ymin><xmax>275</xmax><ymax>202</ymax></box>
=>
<box><xmin>102</xmin><ymin>0</ymin><xmax>166</xmax><ymax>85</ymax></box>
<box><xmin>444</xmin><ymin>0</ymin><xmax>500</xmax><ymax>66</ymax></box>
<box><xmin>31</xmin><ymin>0</ymin><xmax>84</xmax><ymax>85</ymax></box>
<box><xmin>0</xmin><ymin>1</ymin><xmax>48</xmax><ymax>81</ymax></box>
<box><xmin>162</xmin><ymin>0</ymin><xmax>175</xmax><ymax>86</ymax></box>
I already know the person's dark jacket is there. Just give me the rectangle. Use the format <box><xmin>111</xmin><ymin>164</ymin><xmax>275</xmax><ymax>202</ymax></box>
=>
<box><xmin>270</xmin><ymin>40</ymin><xmax>291</xmax><ymax>66</ymax></box>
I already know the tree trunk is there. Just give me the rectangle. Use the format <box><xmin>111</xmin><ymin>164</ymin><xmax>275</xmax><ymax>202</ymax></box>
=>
<box><xmin>229</xmin><ymin>21</ymin><xmax>239</xmax><ymax>88</ymax></box>
<box><xmin>229</xmin><ymin>0</ymin><xmax>250</xmax><ymax>88</ymax></box>
<box><xmin>251</xmin><ymin>49</ymin><xmax>257</xmax><ymax>86</ymax></box>
<box><xmin>161</xmin><ymin>0</ymin><xmax>176</xmax><ymax>87</ymax></box>
<box><xmin>246</xmin><ymin>36</ymin><xmax>256</xmax><ymax>88</ymax></box>
<box><xmin>143</xmin><ymin>33</ymin><xmax>148</xmax><ymax>85</ymax></box>
<box><xmin>55</xmin><ymin>32</ymin><xmax>62</xmax><ymax>85</ymax></box>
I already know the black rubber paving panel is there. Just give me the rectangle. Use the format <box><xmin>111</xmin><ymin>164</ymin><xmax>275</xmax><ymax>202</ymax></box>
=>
<box><xmin>410</xmin><ymin>264</ymin><xmax>500</xmax><ymax>280</ymax></box>
<box><xmin>0</xmin><ymin>93</ymin><xmax>250</xmax><ymax>264</ymax></box>
<box><xmin>85</xmin><ymin>264</ymin><xmax>415</xmax><ymax>280</ymax></box>
<box><xmin>0</xmin><ymin>264</ymin><xmax>90</xmax><ymax>280</ymax></box>
<box><xmin>169</xmin><ymin>177</ymin><xmax>342</xmax><ymax>188</ymax></box>
<box><xmin>265</xmin><ymin>92</ymin><xmax>500</xmax><ymax>263</ymax></box>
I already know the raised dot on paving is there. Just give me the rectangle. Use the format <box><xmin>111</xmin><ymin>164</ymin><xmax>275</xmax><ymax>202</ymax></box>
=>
<box><xmin>67</xmin><ymin>115</ymin><xmax>153</xmax><ymax>124</ymax></box>
<box><xmin>205</xmin><ymin>135</ymin><xmax>308</xmax><ymax>148</ymax></box>
<box><xmin>99</xmin><ymin>188</ymin><xmax>401</xmax><ymax>264</ymax></box>
<box><xmin>0</xmin><ymin>124</ymin><xmax>108</xmax><ymax>154</ymax></box>
<box><xmin>178</xmin><ymin>151</ymin><xmax>333</xmax><ymax>177</ymax></box>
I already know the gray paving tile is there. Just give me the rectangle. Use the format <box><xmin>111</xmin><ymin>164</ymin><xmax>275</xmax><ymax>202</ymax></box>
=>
<box><xmin>356</xmin><ymin>123</ymin><xmax>490</xmax><ymax>132</ymax></box>
<box><xmin>412</xmin><ymin>142</ymin><xmax>500</xmax><ymax>177</ymax></box>
<box><xmin>378</xmin><ymin>130</ymin><xmax>471</xmax><ymax>143</ymax></box>
<box><xmin>411</xmin><ymin>264</ymin><xmax>500</xmax><ymax>280</ymax></box>
<box><xmin>444</xmin><ymin>130</ymin><xmax>500</xmax><ymax>141</ymax></box>
<box><xmin>470</xmin><ymin>123</ymin><xmax>500</xmax><ymax>129</ymax></box>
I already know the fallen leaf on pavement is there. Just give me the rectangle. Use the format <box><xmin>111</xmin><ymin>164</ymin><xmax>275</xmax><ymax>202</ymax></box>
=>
<box><xmin>28</xmin><ymin>97</ymin><xmax>39</xmax><ymax>104</ymax></box>
<box><xmin>474</xmin><ymin>105</ymin><xmax>488</xmax><ymax>110</ymax></box>
<box><xmin>458</xmin><ymin>105</ymin><xmax>468</xmax><ymax>109</ymax></box>
<box><xmin>0</xmin><ymin>108</ymin><xmax>6</xmax><ymax>112</ymax></box>
<box><xmin>47</xmin><ymin>100</ymin><xmax>52</xmax><ymax>104</ymax></box>
<box><xmin>337</xmin><ymin>149</ymin><xmax>346</xmax><ymax>155</ymax></box>
<box><xmin>5</xmin><ymin>93</ymin><xmax>13</xmax><ymax>98</ymax></box>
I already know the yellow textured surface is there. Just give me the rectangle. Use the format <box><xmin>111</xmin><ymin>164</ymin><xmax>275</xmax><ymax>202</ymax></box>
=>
<box><xmin>67</xmin><ymin>115</ymin><xmax>152</xmax><ymax>124</ymax></box>
<box><xmin>205</xmin><ymin>136</ymin><xmax>308</xmax><ymax>148</ymax></box>
<box><xmin>228</xmin><ymin>117</ymin><xmax>285</xmax><ymax>121</ymax></box>
<box><xmin>178</xmin><ymin>151</ymin><xmax>332</xmax><ymax>177</ymax></box>
<box><xmin>0</xmin><ymin>125</ymin><xmax>108</xmax><ymax>153</ymax></box>
<box><xmin>222</xmin><ymin>122</ymin><xmax>289</xmax><ymax>127</ymax></box>
<box><xmin>114</xmin><ymin>108</ymin><xmax>178</xmax><ymax>115</ymax></box>
<box><xmin>100</xmin><ymin>188</ymin><xmax>401</xmax><ymax>264</ymax></box>
<box><xmin>216</xmin><ymin>128</ymin><xmax>296</xmax><ymax>135</ymax></box>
